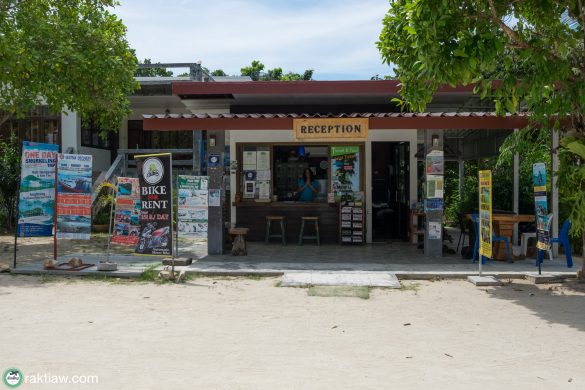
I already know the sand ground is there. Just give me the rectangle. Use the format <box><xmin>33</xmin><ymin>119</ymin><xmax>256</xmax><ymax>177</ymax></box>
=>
<box><xmin>1</xmin><ymin>275</ymin><xmax>584</xmax><ymax>390</ymax></box>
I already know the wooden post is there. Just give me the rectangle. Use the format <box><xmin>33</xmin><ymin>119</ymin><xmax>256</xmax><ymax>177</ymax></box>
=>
<box><xmin>207</xmin><ymin>130</ymin><xmax>225</xmax><ymax>255</ymax></box>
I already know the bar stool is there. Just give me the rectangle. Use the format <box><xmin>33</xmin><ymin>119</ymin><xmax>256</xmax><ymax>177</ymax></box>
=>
<box><xmin>298</xmin><ymin>216</ymin><xmax>320</xmax><ymax>245</ymax></box>
<box><xmin>228</xmin><ymin>227</ymin><xmax>249</xmax><ymax>256</ymax></box>
<box><xmin>265</xmin><ymin>216</ymin><xmax>286</xmax><ymax>245</ymax></box>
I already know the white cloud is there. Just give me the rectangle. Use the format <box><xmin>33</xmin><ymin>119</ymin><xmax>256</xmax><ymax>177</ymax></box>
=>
<box><xmin>115</xmin><ymin>0</ymin><xmax>392</xmax><ymax>79</ymax></box>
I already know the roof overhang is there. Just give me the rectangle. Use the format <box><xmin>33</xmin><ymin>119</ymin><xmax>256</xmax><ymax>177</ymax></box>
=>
<box><xmin>143</xmin><ymin>112</ymin><xmax>529</xmax><ymax>131</ymax></box>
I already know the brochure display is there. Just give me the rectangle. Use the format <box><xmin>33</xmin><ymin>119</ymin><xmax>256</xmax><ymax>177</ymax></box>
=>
<box><xmin>339</xmin><ymin>192</ymin><xmax>365</xmax><ymax>245</ymax></box>
<box><xmin>17</xmin><ymin>141</ymin><xmax>59</xmax><ymax>237</ymax></box>
<box><xmin>56</xmin><ymin>153</ymin><xmax>93</xmax><ymax>240</ymax></box>
<box><xmin>135</xmin><ymin>153</ymin><xmax>173</xmax><ymax>255</ymax></box>
<box><xmin>112</xmin><ymin>177</ymin><xmax>141</xmax><ymax>245</ymax></box>
<box><xmin>177</xmin><ymin>175</ymin><xmax>209</xmax><ymax>238</ymax></box>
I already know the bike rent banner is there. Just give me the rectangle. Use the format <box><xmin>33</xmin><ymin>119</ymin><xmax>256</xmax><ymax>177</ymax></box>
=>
<box><xmin>134</xmin><ymin>153</ymin><xmax>173</xmax><ymax>255</ymax></box>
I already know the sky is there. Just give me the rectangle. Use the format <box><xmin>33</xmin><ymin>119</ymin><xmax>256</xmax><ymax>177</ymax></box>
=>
<box><xmin>114</xmin><ymin>0</ymin><xmax>393</xmax><ymax>80</ymax></box>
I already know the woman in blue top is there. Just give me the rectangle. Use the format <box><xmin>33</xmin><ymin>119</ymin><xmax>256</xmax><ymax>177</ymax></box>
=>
<box><xmin>296</xmin><ymin>168</ymin><xmax>318</xmax><ymax>202</ymax></box>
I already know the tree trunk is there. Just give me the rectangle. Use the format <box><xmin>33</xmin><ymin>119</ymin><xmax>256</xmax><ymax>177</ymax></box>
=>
<box><xmin>0</xmin><ymin>113</ymin><xmax>12</xmax><ymax>128</ymax></box>
<box><xmin>581</xmin><ymin>232</ymin><xmax>585</xmax><ymax>279</ymax></box>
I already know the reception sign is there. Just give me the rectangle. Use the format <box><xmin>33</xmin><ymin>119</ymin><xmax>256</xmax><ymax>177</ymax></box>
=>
<box><xmin>17</xmin><ymin>141</ymin><xmax>59</xmax><ymax>237</ymax></box>
<box><xmin>56</xmin><ymin>153</ymin><xmax>93</xmax><ymax>239</ymax></box>
<box><xmin>112</xmin><ymin>177</ymin><xmax>141</xmax><ymax>245</ymax></box>
<box><xmin>533</xmin><ymin>163</ymin><xmax>550</xmax><ymax>250</ymax></box>
<box><xmin>294</xmin><ymin>118</ymin><xmax>368</xmax><ymax>141</ymax></box>
<box><xmin>479</xmin><ymin>170</ymin><xmax>492</xmax><ymax>259</ymax></box>
<box><xmin>177</xmin><ymin>175</ymin><xmax>209</xmax><ymax>238</ymax></box>
<box><xmin>135</xmin><ymin>153</ymin><xmax>173</xmax><ymax>255</ymax></box>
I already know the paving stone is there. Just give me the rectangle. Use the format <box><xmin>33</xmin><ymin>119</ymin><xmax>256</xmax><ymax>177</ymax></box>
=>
<box><xmin>467</xmin><ymin>275</ymin><xmax>502</xmax><ymax>286</ymax></box>
<box><xmin>281</xmin><ymin>271</ymin><xmax>401</xmax><ymax>288</ymax></box>
<box><xmin>525</xmin><ymin>273</ymin><xmax>565</xmax><ymax>284</ymax></box>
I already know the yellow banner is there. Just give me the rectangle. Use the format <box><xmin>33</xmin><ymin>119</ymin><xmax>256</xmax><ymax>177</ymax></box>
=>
<box><xmin>479</xmin><ymin>170</ymin><xmax>492</xmax><ymax>258</ymax></box>
<box><xmin>293</xmin><ymin>118</ymin><xmax>368</xmax><ymax>141</ymax></box>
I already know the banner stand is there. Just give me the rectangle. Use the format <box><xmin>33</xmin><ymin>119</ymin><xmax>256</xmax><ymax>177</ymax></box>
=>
<box><xmin>105</xmin><ymin>180</ymin><xmax>117</xmax><ymax>264</ymax></box>
<box><xmin>12</xmin><ymin>180</ymin><xmax>20</xmax><ymax>269</ymax></box>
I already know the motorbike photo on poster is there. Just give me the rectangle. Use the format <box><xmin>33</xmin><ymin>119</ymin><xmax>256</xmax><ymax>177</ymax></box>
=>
<box><xmin>136</xmin><ymin>222</ymin><xmax>170</xmax><ymax>253</ymax></box>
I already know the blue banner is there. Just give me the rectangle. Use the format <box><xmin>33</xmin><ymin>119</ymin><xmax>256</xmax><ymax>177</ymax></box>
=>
<box><xmin>17</xmin><ymin>141</ymin><xmax>59</xmax><ymax>237</ymax></box>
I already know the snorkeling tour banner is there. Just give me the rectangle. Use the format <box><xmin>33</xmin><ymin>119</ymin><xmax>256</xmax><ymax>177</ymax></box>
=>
<box><xmin>479</xmin><ymin>170</ymin><xmax>493</xmax><ymax>259</ymax></box>
<box><xmin>532</xmin><ymin>163</ymin><xmax>550</xmax><ymax>250</ymax></box>
<box><xmin>112</xmin><ymin>177</ymin><xmax>141</xmax><ymax>245</ymax></box>
<box><xmin>135</xmin><ymin>153</ymin><xmax>173</xmax><ymax>255</ymax></box>
<box><xmin>56</xmin><ymin>153</ymin><xmax>93</xmax><ymax>239</ymax></box>
<box><xmin>17</xmin><ymin>141</ymin><xmax>59</xmax><ymax>237</ymax></box>
<box><xmin>177</xmin><ymin>175</ymin><xmax>209</xmax><ymax>238</ymax></box>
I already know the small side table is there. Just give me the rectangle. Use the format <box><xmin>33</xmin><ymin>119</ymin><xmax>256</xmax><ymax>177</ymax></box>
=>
<box><xmin>229</xmin><ymin>227</ymin><xmax>250</xmax><ymax>256</ymax></box>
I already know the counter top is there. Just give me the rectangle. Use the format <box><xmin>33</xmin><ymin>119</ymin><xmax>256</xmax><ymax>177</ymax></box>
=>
<box><xmin>235</xmin><ymin>201</ymin><xmax>333</xmax><ymax>208</ymax></box>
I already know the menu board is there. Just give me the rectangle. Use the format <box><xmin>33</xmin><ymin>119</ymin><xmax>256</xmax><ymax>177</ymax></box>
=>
<box><xmin>177</xmin><ymin>175</ymin><xmax>209</xmax><ymax>238</ymax></box>
<box><xmin>331</xmin><ymin>146</ymin><xmax>360</xmax><ymax>202</ymax></box>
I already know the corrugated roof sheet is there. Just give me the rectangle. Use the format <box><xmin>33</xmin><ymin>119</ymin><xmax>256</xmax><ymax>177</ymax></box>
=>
<box><xmin>142</xmin><ymin>112</ymin><xmax>528</xmax><ymax>119</ymax></box>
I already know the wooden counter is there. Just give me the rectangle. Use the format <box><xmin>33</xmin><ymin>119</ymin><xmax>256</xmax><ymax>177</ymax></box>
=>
<box><xmin>235</xmin><ymin>201</ymin><xmax>339</xmax><ymax>243</ymax></box>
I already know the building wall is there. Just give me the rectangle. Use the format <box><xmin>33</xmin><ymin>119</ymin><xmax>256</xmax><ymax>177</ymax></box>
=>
<box><xmin>229</xmin><ymin>129</ymin><xmax>418</xmax><ymax>243</ymax></box>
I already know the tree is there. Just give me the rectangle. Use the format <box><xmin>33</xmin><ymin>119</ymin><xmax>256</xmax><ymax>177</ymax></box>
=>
<box><xmin>378</xmin><ymin>1</ymin><xmax>585</xmax><ymax>270</ymax></box>
<box><xmin>134</xmin><ymin>59</ymin><xmax>173</xmax><ymax>77</ymax></box>
<box><xmin>241</xmin><ymin>60</ymin><xmax>265</xmax><ymax>81</ymax></box>
<box><xmin>0</xmin><ymin>133</ymin><xmax>20</xmax><ymax>230</ymax></box>
<box><xmin>0</xmin><ymin>0</ymin><xmax>138</xmax><ymax>135</ymax></box>
<box><xmin>211</xmin><ymin>69</ymin><xmax>227</xmax><ymax>77</ymax></box>
<box><xmin>240</xmin><ymin>60</ymin><xmax>314</xmax><ymax>81</ymax></box>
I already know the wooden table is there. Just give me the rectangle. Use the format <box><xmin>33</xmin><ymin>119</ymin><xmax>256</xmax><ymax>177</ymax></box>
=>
<box><xmin>466</xmin><ymin>214</ymin><xmax>535</xmax><ymax>260</ymax></box>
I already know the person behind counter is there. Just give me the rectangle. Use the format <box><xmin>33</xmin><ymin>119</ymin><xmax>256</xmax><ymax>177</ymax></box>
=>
<box><xmin>296</xmin><ymin>168</ymin><xmax>318</xmax><ymax>202</ymax></box>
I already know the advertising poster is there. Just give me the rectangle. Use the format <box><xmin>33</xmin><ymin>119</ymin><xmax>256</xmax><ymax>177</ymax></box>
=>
<box><xmin>56</xmin><ymin>153</ymin><xmax>93</xmax><ymax>239</ymax></box>
<box><xmin>479</xmin><ymin>170</ymin><xmax>493</xmax><ymax>259</ymax></box>
<box><xmin>135</xmin><ymin>153</ymin><xmax>173</xmax><ymax>255</ymax></box>
<box><xmin>112</xmin><ymin>177</ymin><xmax>141</xmax><ymax>245</ymax></box>
<box><xmin>533</xmin><ymin>163</ymin><xmax>550</xmax><ymax>250</ymax></box>
<box><xmin>425</xmin><ymin>150</ymin><xmax>444</xmax><ymax>174</ymax></box>
<box><xmin>178</xmin><ymin>175</ymin><xmax>209</xmax><ymax>238</ymax></box>
<box><xmin>331</xmin><ymin>146</ymin><xmax>360</xmax><ymax>201</ymax></box>
<box><xmin>426</xmin><ymin>174</ymin><xmax>444</xmax><ymax>199</ymax></box>
<box><xmin>17</xmin><ymin>141</ymin><xmax>59</xmax><ymax>237</ymax></box>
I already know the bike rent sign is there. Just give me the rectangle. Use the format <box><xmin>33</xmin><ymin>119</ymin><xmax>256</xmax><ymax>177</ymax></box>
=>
<box><xmin>134</xmin><ymin>153</ymin><xmax>173</xmax><ymax>256</ymax></box>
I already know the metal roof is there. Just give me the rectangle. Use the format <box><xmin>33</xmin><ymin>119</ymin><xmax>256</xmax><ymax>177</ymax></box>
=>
<box><xmin>143</xmin><ymin>112</ymin><xmax>528</xmax><ymax>120</ymax></box>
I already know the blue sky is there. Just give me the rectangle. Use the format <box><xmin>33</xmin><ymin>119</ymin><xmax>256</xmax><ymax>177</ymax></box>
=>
<box><xmin>115</xmin><ymin>0</ymin><xmax>393</xmax><ymax>80</ymax></box>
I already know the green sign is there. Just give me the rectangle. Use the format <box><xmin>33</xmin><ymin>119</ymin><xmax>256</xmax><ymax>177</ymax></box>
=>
<box><xmin>331</xmin><ymin>146</ymin><xmax>360</xmax><ymax>157</ymax></box>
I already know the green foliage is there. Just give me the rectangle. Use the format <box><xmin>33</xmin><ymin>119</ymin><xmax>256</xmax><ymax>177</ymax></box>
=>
<box><xmin>377</xmin><ymin>0</ymin><xmax>585</xmax><ymax>242</ymax></box>
<box><xmin>134</xmin><ymin>58</ymin><xmax>173</xmax><ymax>77</ymax></box>
<box><xmin>210</xmin><ymin>69</ymin><xmax>227</xmax><ymax>77</ymax></box>
<box><xmin>240</xmin><ymin>60</ymin><xmax>313</xmax><ymax>81</ymax></box>
<box><xmin>0</xmin><ymin>0</ymin><xmax>138</xmax><ymax>134</ymax></box>
<box><xmin>0</xmin><ymin>133</ymin><xmax>21</xmax><ymax>230</ymax></box>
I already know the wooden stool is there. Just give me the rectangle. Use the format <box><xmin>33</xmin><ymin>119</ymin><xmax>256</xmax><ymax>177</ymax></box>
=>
<box><xmin>299</xmin><ymin>216</ymin><xmax>320</xmax><ymax>245</ymax></box>
<box><xmin>265</xmin><ymin>216</ymin><xmax>286</xmax><ymax>245</ymax></box>
<box><xmin>229</xmin><ymin>227</ymin><xmax>249</xmax><ymax>256</ymax></box>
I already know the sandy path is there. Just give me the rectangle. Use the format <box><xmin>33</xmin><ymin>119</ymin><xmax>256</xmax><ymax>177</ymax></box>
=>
<box><xmin>0</xmin><ymin>276</ymin><xmax>584</xmax><ymax>389</ymax></box>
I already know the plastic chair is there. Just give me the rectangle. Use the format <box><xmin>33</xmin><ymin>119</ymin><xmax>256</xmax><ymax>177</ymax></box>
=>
<box><xmin>539</xmin><ymin>219</ymin><xmax>573</xmax><ymax>268</ymax></box>
<box><xmin>492</xmin><ymin>229</ymin><xmax>512</xmax><ymax>262</ymax></box>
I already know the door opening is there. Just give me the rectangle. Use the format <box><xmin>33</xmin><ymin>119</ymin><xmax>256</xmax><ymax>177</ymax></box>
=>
<box><xmin>371</xmin><ymin>142</ymin><xmax>410</xmax><ymax>241</ymax></box>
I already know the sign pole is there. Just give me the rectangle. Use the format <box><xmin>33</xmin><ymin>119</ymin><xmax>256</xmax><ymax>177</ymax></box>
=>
<box><xmin>106</xmin><ymin>181</ymin><xmax>117</xmax><ymax>264</ymax></box>
<box><xmin>53</xmin><ymin>155</ymin><xmax>58</xmax><ymax>261</ymax></box>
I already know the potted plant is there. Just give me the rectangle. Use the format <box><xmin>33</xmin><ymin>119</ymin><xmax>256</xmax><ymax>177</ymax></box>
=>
<box><xmin>92</xmin><ymin>189</ymin><xmax>114</xmax><ymax>233</ymax></box>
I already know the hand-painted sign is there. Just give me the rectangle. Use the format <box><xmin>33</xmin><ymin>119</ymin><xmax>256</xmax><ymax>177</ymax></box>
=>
<box><xmin>135</xmin><ymin>153</ymin><xmax>173</xmax><ymax>255</ymax></box>
<box><xmin>177</xmin><ymin>175</ymin><xmax>209</xmax><ymax>238</ymax></box>
<box><xmin>17</xmin><ymin>141</ymin><xmax>59</xmax><ymax>237</ymax></box>
<box><xmin>532</xmin><ymin>163</ymin><xmax>550</xmax><ymax>250</ymax></box>
<box><xmin>479</xmin><ymin>170</ymin><xmax>493</xmax><ymax>259</ymax></box>
<box><xmin>56</xmin><ymin>153</ymin><xmax>93</xmax><ymax>239</ymax></box>
<box><xmin>294</xmin><ymin>118</ymin><xmax>368</xmax><ymax>141</ymax></box>
<box><xmin>112</xmin><ymin>177</ymin><xmax>141</xmax><ymax>245</ymax></box>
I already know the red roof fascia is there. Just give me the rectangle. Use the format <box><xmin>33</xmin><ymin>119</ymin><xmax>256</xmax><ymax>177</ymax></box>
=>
<box><xmin>172</xmin><ymin>80</ymin><xmax>479</xmax><ymax>96</ymax></box>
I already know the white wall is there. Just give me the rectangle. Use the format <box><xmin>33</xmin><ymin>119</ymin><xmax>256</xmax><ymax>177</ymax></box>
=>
<box><xmin>60</xmin><ymin>110</ymin><xmax>80</xmax><ymax>153</ymax></box>
<box><xmin>228</xmin><ymin>129</ymin><xmax>418</xmax><ymax>243</ymax></box>
<box><xmin>79</xmin><ymin>146</ymin><xmax>112</xmax><ymax>172</ymax></box>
